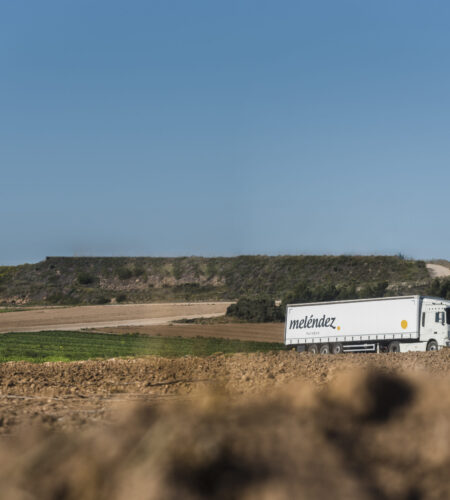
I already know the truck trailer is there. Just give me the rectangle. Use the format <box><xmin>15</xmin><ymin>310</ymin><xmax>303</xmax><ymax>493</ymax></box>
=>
<box><xmin>284</xmin><ymin>295</ymin><xmax>450</xmax><ymax>354</ymax></box>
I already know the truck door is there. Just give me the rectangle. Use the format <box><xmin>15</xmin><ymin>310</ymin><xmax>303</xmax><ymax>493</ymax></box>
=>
<box><xmin>446</xmin><ymin>308</ymin><xmax>450</xmax><ymax>346</ymax></box>
<box><xmin>421</xmin><ymin>310</ymin><xmax>447</xmax><ymax>346</ymax></box>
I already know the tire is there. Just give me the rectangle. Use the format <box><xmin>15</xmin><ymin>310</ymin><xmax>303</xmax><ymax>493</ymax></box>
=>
<box><xmin>319</xmin><ymin>344</ymin><xmax>330</xmax><ymax>354</ymax></box>
<box><xmin>307</xmin><ymin>344</ymin><xmax>319</xmax><ymax>354</ymax></box>
<box><xmin>426</xmin><ymin>340</ymin><xmax>438</xmax><ymax>351</ymax></box>
<box><xmin>331</xmin><ymin>343</ymin><xmax>344</xmax><ymax>355</ymax></box>
<box><xmin>388</xmin><ymin>341</ymin><xmax>400</xmax><ymax>353</ymax></box>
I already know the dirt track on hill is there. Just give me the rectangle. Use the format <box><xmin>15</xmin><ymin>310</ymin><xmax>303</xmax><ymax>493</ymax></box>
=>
<box><xmin>0</xmin><ymin>350</ymin><xmax>449</xmax><ymax>499</ymax></box>
<box><xmin>426</xmin><ymin>263</ymin><xmax>450</xmax><ymax>278</ymax></box>
<box><xmin>0</xmin><ymin>302</ymin><xmax>231</xmax><ymax>333</ymax></box>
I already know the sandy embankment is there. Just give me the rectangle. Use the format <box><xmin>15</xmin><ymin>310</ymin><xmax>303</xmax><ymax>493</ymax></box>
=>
<box><xmin>426</xmin><ymin>263</ymin><xmax>450</xmax><ymax>278</ymax></box>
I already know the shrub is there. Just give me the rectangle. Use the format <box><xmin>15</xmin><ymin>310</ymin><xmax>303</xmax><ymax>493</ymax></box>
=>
<box><xmin>77</xmin><ymin>272</ymin><xmax>95</xmax><ymax>285</ymax></box>
<box><xmin>428</xmin><ymin>278</ymin><xmax>450</xmax><ymax>299</ymax></box>
<box><xmin>359</xmin><ymin>281</ymin><xmax>389</xmax><ymax>299</ymax></box>
<box><xmin>133</xmin><ymin>266</ymin><xmax>145</xmax><ymax>277</ymax></box>
<box><xmin>282</xmin><ymin>280</ymin><xmax>389</xmax><ymax>307</ymax></box>
<box><xmin>117</xmin><ymin>268</ymin><xmax>133</xmax><ymax>280</ymax></box>
<box><xmin>226</xmin><ymin>297</ymin><xmax>283</xmax><ymax>322</ymax></box>
<box><xmin>46</xmin><ymin>292</ymin><xmax>80</xmax><ymax>305</ymax></box>
<box><xmin>116</xmin><ymin>293</ymin><xmax>127</xmax><ymax>303</ymax></box>
<box><xmin>173</xmin><ymin>261</ymin><xmax>184</xmax><ymax>280</ymax></box>
<box><xmin>95</xmin><ymin>296</ymin><xmax>110</xmax><ymax>305</ymax></box>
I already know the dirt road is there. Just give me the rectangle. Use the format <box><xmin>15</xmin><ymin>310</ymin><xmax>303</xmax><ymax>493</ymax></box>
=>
<box><xmin>0</xmin><ymin>302</ymin><xmax>232</xmax><ymax>333</ymax></box>
<box><xmin>426</xmin><ymin>263</ymin><xmax>450</xmax><ymax>278</ymax></box>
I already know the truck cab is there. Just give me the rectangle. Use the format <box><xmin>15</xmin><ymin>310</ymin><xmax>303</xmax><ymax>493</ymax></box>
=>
<box><xmin>419</xmin><ymin>298</ymin><xmax>450</xmax><ymax>350</ymax></box>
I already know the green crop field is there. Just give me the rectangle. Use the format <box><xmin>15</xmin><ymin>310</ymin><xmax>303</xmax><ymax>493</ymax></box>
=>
<box><xmin>0</xmin><ymin>331</ymin><xmax>284</xmax><ymax>363</ymax></box>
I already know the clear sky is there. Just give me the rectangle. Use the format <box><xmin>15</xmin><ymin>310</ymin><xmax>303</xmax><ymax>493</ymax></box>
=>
<box><xmin>1</xmin><ymin>1</ymin><xmax>450</xmax><ymax>265</ymax></box>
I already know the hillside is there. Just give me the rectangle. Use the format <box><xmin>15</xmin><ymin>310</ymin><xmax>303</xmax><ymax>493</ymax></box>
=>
<box><xmin>0</xmin><ymin>255</ymin><xmax>431</xmax><ymax>306</ymax></box>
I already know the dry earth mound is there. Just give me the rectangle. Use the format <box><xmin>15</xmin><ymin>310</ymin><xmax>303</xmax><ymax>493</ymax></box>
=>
<box><xmin>0</xmin><ymin>353</ymin><xmax>448</xmax><ymax>499</ymax></box>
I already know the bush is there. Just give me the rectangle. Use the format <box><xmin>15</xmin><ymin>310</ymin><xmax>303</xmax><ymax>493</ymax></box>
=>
<box><xmin>226</xmin><ymin>297</ymin><xmax>284</xmax><ymax>322</ymax></box>
<box><xmin>428</xmin><ymin>278</ymin><xmax>450</xmax><ymax>299</ymax></box>
<box><xmin>117</xmin><ymin>268</ymin><xmax>133</xmax><ymax>280</ymax></box>
<box><xmin>77</xmin><ymin>272</ymin><xmax>95</xmax><ymax>285</ymax></box>
<box><xmin>95</xmin><ymin>296</ymin><xmax>110</xmax><ymax>305</ymax></box>
<box><xmin>359</xmin><ymin>281</ymin><xmax>389</xmax><ymax>299</ymax></box>
<box><xmin>46</xmin><ymin>292</ymin><xmax>80</xmax><ymax>305</ymax></box>
<box><xmin>116</xmin><ymin>293</ymin><xmax>127</xmax><ymax>303</ymax></box>
<box><xmin>133</xmin><ymin>266</ymin><xmax>145</xmax><ymax>277</ymax></box>
<box><xmin>173</xmin><ymin>261</ymin><xmax>184</xmax><ymax>280</ymax></box>
<box><xmin>282</xmin><ymin>280</ymin><xmax>389</xmax><ymax>308</ymax></box>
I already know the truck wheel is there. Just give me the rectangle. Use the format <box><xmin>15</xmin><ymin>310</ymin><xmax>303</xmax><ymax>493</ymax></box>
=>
<box><xmin>307</xmin><ymin>344</ymin><xmax>319</xmax><ymax>354</ymax></box>
<box><xmin>388</xmin><ymin>341</ymin><xmax>400</xmax><ymax>353</ymax></box>
<box><xmin>426</xmin><ymin>340</ymin><xmax>438</xmax><ymax>351</ymax></box>
<box><xmin>331</xmin><ymin>343</ymin><xmax>343</xmax><ymax>354</ymax></box>
<box><xmin>319</xmin><ymin>344</ymin><xmax>330</xmax><ymax>354</ymax></box>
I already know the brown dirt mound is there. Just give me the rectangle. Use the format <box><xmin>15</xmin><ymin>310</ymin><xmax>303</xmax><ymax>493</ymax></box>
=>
<box><xmin>0</xmin><ymin>350</ymin><xmax>449</xmax><ymax>434</ymax></box>
<box><xmin>0</xmin><ymin>351</ymin><xmax>449</xmax><ymax>499</ymax></box>
<box><xmin>0</xmin><ymin>366</ymin><xmax>449</xmax><ymax>500</ymax></box>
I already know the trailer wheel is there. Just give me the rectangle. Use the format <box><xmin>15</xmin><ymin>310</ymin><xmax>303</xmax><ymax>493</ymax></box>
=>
<box><xmin>426</xmin><ymin>340</ymin><xmax>438</xmax><ymax>351</ymax></box>
<box><xmin>307</xmin><ymin>344</ymin><xmax>319</xmax><ymax>354</ymax></box>
<box><xmin>331</xmin><ymin>343</ymin><xmax>343</xmax><ymax>355</ymax></box>
<box><xmin>319</xmin><ymin>344</ymin><xmax>330</xmax><ymax>354</ymax></box>
<box><xmin>388</xmin><ymin>341</ymin><xmax>400</xmax><ymax>353</ymax></box>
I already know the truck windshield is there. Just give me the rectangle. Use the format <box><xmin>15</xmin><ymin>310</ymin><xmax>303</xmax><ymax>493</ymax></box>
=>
<box><xmin>447</xmin><ymin>308</ymin><xmax>450</xmax><ymax>325</ymax></box>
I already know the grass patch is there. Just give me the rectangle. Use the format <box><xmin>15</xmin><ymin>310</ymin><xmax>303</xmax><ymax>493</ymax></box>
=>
<box><xmin>0</xmin><ymin>330</ymin><xmax>284</xmax><ymax>363</ymax></box>
<box><xmin>0</xmin><ymin>308</ymin><xmax>28</xmax><ymax>313</ymax></box>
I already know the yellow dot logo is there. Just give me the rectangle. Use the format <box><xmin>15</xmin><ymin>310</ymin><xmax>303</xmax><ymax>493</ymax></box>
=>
<box><xmin>401</xmin><ymin>320</ymin><xmax>408</xmax><ymax>329</ymax></box>
<box><xmin>337</xmin><ymin>326</ymin><xmax>341</xmax><ymax>331</ymax></box>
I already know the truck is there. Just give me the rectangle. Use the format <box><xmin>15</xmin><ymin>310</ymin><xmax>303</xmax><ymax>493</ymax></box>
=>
<box><xmin>284</xmin><ymin>295</ymin><xmax>450</xmax><ymax>354</ymax></box>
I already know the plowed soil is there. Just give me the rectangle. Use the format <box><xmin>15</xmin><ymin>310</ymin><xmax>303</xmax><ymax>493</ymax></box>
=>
<box><xmin>0</xmin><ymin>302</ymin><xmax>231</xmax><ymax>333</ymax></box>
<box><xmin>1</xmin><ymin>350</ymin><xmax>448</xmax><ymax>433</ymax></box>
<box><xmin>94</xmin><ymin>322</ymin><xmax>285</xmax><ymax>342</ymax></box>
<box><xmin>0</xmin><ymin>350</ymin><xmax>449</xmax><ymax>499</ymax></box>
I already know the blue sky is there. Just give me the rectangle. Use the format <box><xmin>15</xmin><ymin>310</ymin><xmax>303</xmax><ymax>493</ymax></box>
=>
<box><xmin>1</xmin><ymin>0</ymin><xmax>450</xmax><ymax>265</ymax></box>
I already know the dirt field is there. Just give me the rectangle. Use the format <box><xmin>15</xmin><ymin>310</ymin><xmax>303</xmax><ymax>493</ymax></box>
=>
<box><xmin>0</xmin><ymin>350</ymin><xmax>449</xmax><ymax>499</ymax></box>
<box><xmin>94</xmin><ymin>322</ymin><xmax>285</xmax><ymax>342</ymax></box>
<box><xmin>0</xmin><ymin>302</ymin><xmax>232</xmax><ymax>333</ymax></box>
<box><xmin>1</xmin><ymin>349</ymin><xmax>448</xmax><ymax>433</ymax></box>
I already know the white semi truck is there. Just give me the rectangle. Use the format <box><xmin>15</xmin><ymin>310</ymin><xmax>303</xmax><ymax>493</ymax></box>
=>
<box><xmin>285</xmin><ymin>295</ymin><xmax>450</xmax><ymax>354</ymax></box>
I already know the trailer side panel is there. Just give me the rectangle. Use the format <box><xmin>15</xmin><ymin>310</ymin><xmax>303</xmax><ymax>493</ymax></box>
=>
<box><xmin>285</xmin><ymin>296</ymin><xmax>420</xmax><ymax>346</ymax></box>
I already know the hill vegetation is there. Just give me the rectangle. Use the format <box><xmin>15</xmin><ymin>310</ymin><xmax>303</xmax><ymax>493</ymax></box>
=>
<box><xmin>0</xmin><ymin>255</ymin><xmax>431</xmax><ymax>306</ymax></box>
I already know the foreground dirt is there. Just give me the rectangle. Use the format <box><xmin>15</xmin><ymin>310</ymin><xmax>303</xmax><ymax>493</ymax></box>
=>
<box><xmin>0</xmin><ymin>302</ymin><xmax>232</xmax><ymax>333</ymax></box>
<box><xmin>0</xmin><ymin>350</ymin><xmax>449</xmax><ymax>499</ymax></box>
<box><xmin>94</xmin><ymin>322</ymin><xmax>285</xmax><ymax>342</ymax></box>
<box><xmin>1</xmin><ymin>350</ymin><xmax>448</xmax><ymax>434</ymax></box>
